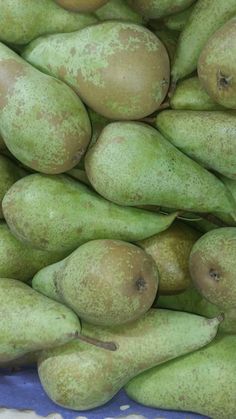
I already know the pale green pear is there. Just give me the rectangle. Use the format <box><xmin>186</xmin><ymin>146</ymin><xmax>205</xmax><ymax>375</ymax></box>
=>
<box><xmin>170</xmin><ymin>77</ymin><xmax>224</xmax><ymax>110</ymax></box>
<box><xmin>172</xmin><ymin>0</ymin><xmax>236</xmax><ymax>82</ymax></box>
<box><xmin>164</xmin><ymin>4</ymin><xmax>194</xmax><ymax>31</ymax></box>
<box><xmin>55</xmin><ymin>0</ymin><xmax>108</xmax><ymax>12</ymax></box>
<box><xmin>2</xmin><ymin>174</ymin><xmax>176</xmax><ymax>252</ymax></box>
<box><xmin>0</xmin><ymin>43</ymin><xmax>91</xmax><ymax>174</ymax></box>
<box><xmin>156</xmin><ymin>110</ymin><xmax>236</xmax><ymax>179</ymax></box>
<box><xmin>198</xmin><ymin>17</ymin><xmax>236</xmax><ymax>109</ymax></box>
<box><xmin>126</xmin><ymin>335</ymin><xmax>236</xmax><ymax>419</ymax></box>
<box><xmin>0</xmin><ymin>278</ymin><xmax>81</xmax><ymax>362</ymax></box>
<box><xmin>0</xmin><ymin>222</ymin><xmax>68</xmax><ymax>282</ymax></box>
<box><xmin>37</xmin><ymin>309</ymin><xmax>221</xmax><ymax>410</ymax></box>
<box><xmin>23</xmin><ymin>22</ymin><xmax>170</xmax><ymax>120</ymax></box>
<box><xmin>0</xmin><ymin>154</ymin><xmax>25</xmax><ymax>218</ymax></box>
<box><xmin>95</xmin><ymin>0</ymin><xmax>145</xmax><ymax>24</ymax></box>
<box><xmin>85</xmin><ymin>122</ymin><xmax>236</xmax><ymax>217</ymax></box>
<box><xmin>127</xmin><ymin>0</ymin><xmax>195</xmax><ymax>19</ymax></box>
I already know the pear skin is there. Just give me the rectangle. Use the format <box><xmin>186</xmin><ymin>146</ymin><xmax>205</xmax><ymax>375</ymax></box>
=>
<box><xmin>55</xmin><ymin>0</ymin><xmax>108</xmax><ymax>12</ymax></box>
<box><xmin>127</xmin><ymin>0</ymin><xmax>195</xmax><ymax>19</ymax></box>
<box><xmin>0</xmin><ymin>154</ymin><xmax>25</xmax><ymax>218</ymax></box>
<box><xmin>164</xmin><ymin>4</ymin><xmax>194</xmax><ymax>32</ymax></box>
<box><xmin>154</xmin><ymin>29</ymin><xmax>179</xmax><ymax>66</ymax></box>
<box><xmin>37</xmin><ymin>309</ymin><xmax>221</xmax><ymax>410</ymax></box>
<box><xmin>95</xmin><ymin>0</ymin><xmax>145</xmax><ymax>24</ymax></box>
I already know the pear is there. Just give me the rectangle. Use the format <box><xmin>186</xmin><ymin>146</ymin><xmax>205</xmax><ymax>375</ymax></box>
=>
<box><xmin>22</xmin><ymin>22</ymin><xmax>170</xmax><ymax>120</ymax></box>
<box><xmin>0</xmin><ymin>278</ymin><xmax>81</xmax><ymax>362</ymax></box>
<box><xmin>154</xmin><ymin>29</ymin><xmax>179</xmax><ymax>66</ymax></box>
<box><xmin>170</xmin><ymin>77</ymin><xmax>224</xmax><ymax>110</ymax></box>
<box><xmin>0</xmin><ymin>155</ymin><xmax>25</xmax><ymax>218</ymax></box>
<box><xmin>33</xmin><ymin>240</ymin><xmax>158</xmax><ymax>326</ymax></box>
<box><xmin>198</xmin><ymin>17</ymin><xmax>236</xmax><ymax>109</ymax></box>
<box><xmin>0</xmin><ymin>222</ymin><xmax>68</xmax><ymax>282</ymax></box>
<box><xmin>126</xmin><ymin>335</ymin><xmax>236</xmax><ymax>419</ymax></box>
<box><xmin>156</xmin><ymin>110</ymin><xmax>236</xmax><ymax>179</ymax></box>
<box><xmin>127</xmin><ymin>0</ymin><xmax>195</xmax><ymax>19</ymax></box>
<box><xmin>189</xmin><ymin>228</ymin><xmax>236</xmax><ymax>311</ymax></box>
<box><xmin>137</xmin><ymin>222</ymin><xmax>200</xmax><ymax>295</ymax></box>
<box><xmin>172</xmin><ymin>0</ymin><xmax>236</xmax><ymax>82</ymax></box>
<box><xmin>55</xmin><ymin>0</ymin><xmax>108</xmax><ymax>12</ymax></box>
<box><xmin>164</xmin><ymin>4</ymin><xmax>194</xmax><ymax>32</ymax></box>
<box><xmin>0</xmin><ymin>0</ymin><xmax>97</xmax><ymax>45</ymax></box>
<box><xmin>0</xmin><ymin>43</ymin><xmax>91</xmax><ymax>174</ymax></box>
<box><xmin>0</xmin><ymin>135</ymin><xmax>6</xmax><ymax>150</ymax></box>
<box><xmin>85</xmin><ymin>121</ymin><xmax>236</xmax><ymax>217</ymax></box>
<box><xmin>2</xmin><ymin>174</ymin><xmax>176</xmax><ymax>252</ymax></box>
<box><xmin>37</xmin><ymin>309</ymin><xmax>221</xmax><ymax>410</ymax></box>
<box><xmin>95</xmin><ymin>0</ymin><xmax>145</xmax><ymax>24</ymax></box>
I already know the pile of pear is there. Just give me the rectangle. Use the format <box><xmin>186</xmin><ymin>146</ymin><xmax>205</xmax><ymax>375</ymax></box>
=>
<box><xmin>0</xmin><ymin>1</ymin><xmax>236</xmax><ymax>418</ymax></box>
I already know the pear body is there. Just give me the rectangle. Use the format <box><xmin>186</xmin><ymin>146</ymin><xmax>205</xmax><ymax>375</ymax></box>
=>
<box><xmin>170</xmin><ymin>77</ymin><xmax>223</xmax><ymax>110</ymax></box>
<box><xmin>55</xmin><ymin>0</ymin><xmax>108</xmax><ymax>12</ymax></box>
<box><xmin>127</xmin><ymin>0</ymin><xmax>195</xmax><ymax>19</ymax></box>
<box><xmin>0</xmin><ymin>278</ymin><xmax>80</xmax><ymax>362</ymax></box>
<box><xmin>85</xmin><ymin>121</ymin><xmax>235</xmax><ymax>216</ymax></box>
<box><xmin>95</xmin><ymin>0</ymin><xmax>145</xmax><ymax>24</ymax></box>
<box><xmin>38</xmin><ymin>309</ymin><xmax>220</xmax><ymax>410</ymax></box>
<box><xmin>126</xmin><ymin>335</ymin><xmax>236</xmax><ymax>419</ymax></box>
<box><xmin>0</xmin><ymin>0</ymin><xmax>97</xmax><ymax>45</ymax></box>
<box><xmin>137</xmin><ymin>222</ymin><xmax>199</xmax><ymax>294</ymax></box>
<box><xmin>2</xmin><ymin>174</ymin><xmax>176</xmax><ymax>252</ymax></box>
<box><xmin>164</xmin><ymin>4</ymin><xmax>194</xmax><ymax>31</ymax></box>
<box><xmin>156</xmin><ymin>110</ymin><xmax>236</xmax><ymax>179</ymax></box>
<box><xmin>198</xmin><ymin>17</ymin><xmax>236</xmax><ymax>109</ymax></box>
<box><xmin>23</xmin><ymin>22</ymin><xmax>170</xmax><ymax>120</ymax></box>
<box><xmin>0</xmin><ymin>43</ymin><xmax>91</xmax><ymax>174</ymax></box>
<box><xmin>0</xmin><ymin>154</ymin><xmax>24</xmax><ymax>218</ymax></box>
<box><xmin>154</xmin><ymin>29</ymin><xmax>179</xmax><ymax>65</ymax></box>
<box><xmin>172</xmin><ymin>0</ymin><xmax>236</xmax><ymax>81</ymax></box>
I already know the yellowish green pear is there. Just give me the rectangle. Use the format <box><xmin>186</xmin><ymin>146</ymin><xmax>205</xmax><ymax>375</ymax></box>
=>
<box><xmin>95</xmin><ymin>0</ymin><xmax>145</xmax><ymax>24</ymax></box>
<box><xmin>55</xmin><ymin>0</ymin><xmax>108</xmax><ymax>12</ymax></box>
<box><xmin>164</xmin><ymin>4</ymin><xmax>194</xmax><ymax>31</ymax></box>
<box><xmin>127</xmin><ymin>0</ymin><xmax>195</xmax><ymax>19</ymax></box>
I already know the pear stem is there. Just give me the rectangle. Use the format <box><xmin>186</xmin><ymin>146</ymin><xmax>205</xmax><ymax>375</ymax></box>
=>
<box><xmin>77</xmin><ymin>333</ymin><xmax>117</xmax><ymax>352</ymax></box>
<box><xmin>199</xmin><ymin>213</ymin><xmax>230</xmax><ymax>227</ymax></box>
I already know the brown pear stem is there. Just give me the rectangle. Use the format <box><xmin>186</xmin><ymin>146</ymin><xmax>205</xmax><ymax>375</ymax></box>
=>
<box><xmin>77</xmin><ymin>333</ymin><xmax>117</xmax><ymax>352</ymax></box>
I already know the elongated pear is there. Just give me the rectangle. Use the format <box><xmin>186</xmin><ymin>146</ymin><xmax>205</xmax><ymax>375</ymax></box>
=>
<box><xmin>172</xmin><ymin>0</ymin><xmax>236</xmax><ymax>82</ymax></box>
<box><xmin>170</xmin><ymin>77</ymin><xmax>223</xmax><ymax>110</ymax></box>
<box><xmin>156</xmin><ymin>110</ymin><xmax>236</xmax><ymax>179</ymax></box>
<box><xmin>198</xmin><ymin>17</ymin><xmax>236</xmax><ymax>109</ymax></box>
<box><xmin>2</xmin><ymin>174</ymin><xmax>176</xmax><ymax>252</ymax></box>
<box><xmin>127</xmin><ymin>0</ymin><xmax>195</xmax><ymax>19</ymax></box>
<box><xmin>0</xmin><ymin>0</ymin><xmax>97</xmax><ymax>45</ymax></box>
<box><xmin>126</xmin><ymin>335</ymin><xmax>236</xmax><ymax>419</ymax></box>
<box><xmin>164</xmin><ymin>4</ymin><xmax>194</xmax><ymax>31</ymax></box>
<box><xmin>38</xmin><ymin>309</ymin><xmax>221</xmax><ymax>410</ymax></box>
<box><xmin>55</xmin><ymin>0</ymin><xmax>108</xmax><ymax>12</ymax></box>
<box><xmin>95</xmin><ymin>0</ymin><xmax>145</xmax><ymax>24</ymax></box>
<box><xmin>0</xmin><ymin>278</ymin><xmax>80</xmax><ymax>362</ymax></box>
<box><xmin>85</xmin><ymin>122</ymin><xmax>236</xmax><ymax>217</ymax></box>
<box><xmin>0</xmin><ymin>223</ymin><xmax>68</xmax><ymax>282</ymax></box>
<box><xmin>23</xmin><ymin>22</ymin><xmax>170</xmax><ymax>120</ymax></box>
<box><xmin>0</xmin><ymin>43</ymin><xmax>91</xmax><ymax>174</ymax></box>
<box><xmin>0</xmin><ymin>155</ymin><xmax>25</xmax><ymax>218</ymax></box>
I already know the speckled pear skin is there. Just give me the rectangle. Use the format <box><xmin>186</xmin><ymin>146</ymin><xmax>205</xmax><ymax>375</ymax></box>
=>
<box><xmin>37</xmin><ymin>309</ymin><xmax>221</xmax><ymax>411</ymax></box>
<box><xmin>189</xmin><ymin>228</ymin><xmax>236</xmax><ymax>311</ymax></box>
<box><xmin>95</xmin><ymin>0</ymin><xmax>145</xmax><ymax>24</ymax></box>
<box><xmin>172</xmin><ymin>0</ymin><xmax>236</xmax><ymax>82</ymax></box>
<box><xmin>198</xmin><ymin>18</ymin><xmax>236</xmax><ymax>109</ymax></box>
<box><xmin>0</xmin><ymin>0</ymin><xmax>98</xmax><ymax>45</ymax></box>
<box><xmin>85</xmin><ymin>121</ymin><xmax>236</xmax><ymax>216</ymax></box>
<box><xmin>137</xmin><ymin>222</ymin><xmax>200</xmax><ymax>295</ymax></box>
<box><xmin>164</xmin><ymin>4</ymin><xmax>194</xmax><ymax>31</ymax></box>
<box><xmin>127</xmin><ymin>0</ymin><xmax>195</xmax><ymax>19</ymax></box>
<box><xmin>154</xmin><ymin>29</ymin><xmax>179</xmax><ymax>66</ymax></box>
<box><xmin>0</xmin><ymin>43</ymin><xmax>91</xmax><ymax>174</ymax></box>
<box><xmin>0</xmin><ymin>223</ymin><xmax>69</xmax><ymax>282</ymax></box>
<box><xmin>0</xmin><ymin>154</ymin><xmax>25</xmax><ymax>218</ymax></box>
<box><xmin>2</xmin><ymin>174</ymin><xmax>176</xmax><ymax>252</ymax></box>
<box><xmin>126</xmin><ymin>335</ymin><xmax>236</xmax><ymax>419</ymax></box>
<box><xmin>170</xmin><ymin>77</ymin><xmax>224</xmax><ymax>110</ymax></box>
<box><xmin>55</xmin><ymin>0</ymin><xmax>108</xmax><ymax>12</ymax></box>
<box><xmin>0</xmin><ymin>278</ymin><xmax>81</xmax><ymax>363</ymax></box>
<box><xmin>23</xmin><ymin>22</ymin><xmax>170</xmax><ymax>120</ymax></box>
<box><xmin>33</xmin><ymin>240</ymin><xmax>159</xmax><ymax>326</ymax></box>
<box><xmin>156</xmin><ymin>110</ymin><xmax>236</xmax><ymax>179</ymax></box>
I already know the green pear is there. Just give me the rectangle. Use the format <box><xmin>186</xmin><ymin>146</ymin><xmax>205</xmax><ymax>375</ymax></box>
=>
<box><xmin>0</xmin><ymin>154</ymin><xmax>25</xmax><ymax>218</ymax></box>
<box><xmin>55</xmin><ymin>0</ymin><xmax>108</xmax><ymax>12</ymax></box>
<box><xmin>85</xmin><ymin>121</ymin><xmax>236</xmax><ymax>217</ymax></box>
<box><xmin>154</xmin><ymin>29</ymin><xmax>179</xmax><ymax>65</ymax></box>
<box><xmin>0</xmin><ymin>278</ymin><xmax>81</xmax><ymax>362</ymax></box>
<box><xmin>0</xmin><ymin>43</ymin><xmax>91</xmax><ymax>174</ymax></box>
<box><xmin>66</xmin><ymin>168</ymin><xmax>90</xmax><ymax>186</ymax></box>
<box><xmin>156</xmin><ymin>110</ymin><xmax>236</xmax><ymax>179</ymax></box>
<box><xmin>0</xmin><ymin>0</ymin><xmax>97</xmax><ymax>45</ymax></box>
<box><xmin>198</xmin><ymin>17</ymin><xmax>236</xmax><ymax>109</ymax></box>
<box><xmin>0</xmin><ymin>135</ymin><xmax>6</xmax><ymax>150</ymax></box>
<box><xmin>22</xmin><ymin>22</ymin><xmax>170</xmax><ymax>120</ymax></box>
<box><xmin>127</xmin><ymin>0</ymin><xmax>195</xmax><ymax>19</ymax></box>
<box><xmin>164</xmin><ymin>4</ymin><xmax>194</xmax><ymax>31</ymax></box>
<box><xmin>95</xmin><ymin>0</ymin><xmax>145</xmax><ymax>24</ymax></box>
<box><xmin>137</xmin><ymin>222</ymin><xmax>200</xmax><ymax>295</ymax></box>
<box><xmin>2</xmin><ymin>174</ymin><xmax>176</xmax><ymax>252</ymax></box>
<box><xmin>37</xmin><ymin>309</ymin><xmax>221</xmax><ymax>410</ymax></box>
<box><xmin>170</xmin><ymin>77</ymin><xmax>224</xmax><ymax>110</ymax></box>
<box><xmin>125</xmin><ymin>335</ymin><xmax>236</xmax><ymax>419</ymax></box>
<box><xmin>0</xmin><ymin>222</ymin><xmax>68</xmax><ymax>282</ymax></box>
<box><xmin>33</xmin><ymin>239</ymin><xmax>159</xmax><ymax>326</ymax></box>
<box><xmin>172</xmin><ymin>0</ymin><xmax>236</xmax><ymax>82</ymax></box>
<box><xmin>189</xmin><ymin>228</ymin><xmax>236</xmax><ymax>311</ymax></box>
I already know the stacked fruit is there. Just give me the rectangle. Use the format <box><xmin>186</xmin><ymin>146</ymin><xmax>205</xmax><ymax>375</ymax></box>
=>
<box><xmin>0</xmin><ymin>1</ymin><xmax>236</xmax><ymax>418</ymax></box>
